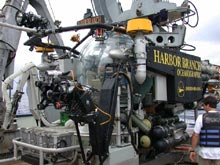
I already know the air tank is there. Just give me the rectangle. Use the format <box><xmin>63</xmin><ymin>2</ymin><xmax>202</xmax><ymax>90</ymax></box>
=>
<box><xmin>131</xmin><ymin>114</ymin><xmax>151</xmax><ymax>134</ymax></box>
<box><xmin>202</xmin><ymin>60</ymin><xmax>219</xmax><ymax>75</ymax></box>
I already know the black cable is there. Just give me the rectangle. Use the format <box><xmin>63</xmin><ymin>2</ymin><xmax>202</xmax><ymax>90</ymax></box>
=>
<box><xmin>0</xmin><ymin>40</ymin><xmax>16</xmax><ymax>67</ymax></box>
<box><xmin>120</xmin><ymin>72</ymin><xmax>139</xmax><ymax>154</ymax></box>
<box><xmin>111</xmin><ymin>69</ymin><xmax>139</xmax><ymax>154</ymax></box>
<box><xmin>180</xmin><ymin>43</ymin><xmax>196</xmax><ymax>51</ymax></box>
<box><xmin>74</xmin><ymin>121</ymin><xmax>90</xmax><ymax>165</ymax></box>
<box><xmin>0</xmin><ymin>40</ymin><xmax>16</xmax><ymax>51</ymax></box>
<box><xmin>184</xmin><ymin>1</ymin><xmax>199</xmax><ymax>28</ymax></box>
<box><xmin>40</xmin><ymin>23</ymin><xmax>126</xmax><ymax>37</ymax></box>
<box><xmin>90</xmin><ymin>0</ymin><xmax>97</xmax><ymax>16</ymax></box>
<box><xmin>11</xmin><ymin>91</ymin><xmax>24</xmax><ymax>116</ymax></box>
<box><xmin>70</xmin><ymin>29</ymin><xmax>94</xmax><ymax>53</ymax></box>
<box><xmin>1</xmin><ymin>4</ymin><xmax>22</xmax><ymax>13</ymax></box>
<box><xmin>170</xmin><ymin>1</ymin><xmax>199</xmax><ymax>29</ymax></box>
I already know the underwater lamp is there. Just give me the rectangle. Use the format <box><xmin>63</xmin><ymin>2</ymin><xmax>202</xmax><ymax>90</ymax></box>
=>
<box><xmin>15</xmin><ymin>11</ymin><xmax>48</xmax><ymax>29</ymax></box>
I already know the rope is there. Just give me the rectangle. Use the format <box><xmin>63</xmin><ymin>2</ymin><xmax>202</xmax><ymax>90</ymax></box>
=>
<box><xmin>47</xmin><ymin>0</ymin><xmax>56</xmax><ymax>21</ymax></box>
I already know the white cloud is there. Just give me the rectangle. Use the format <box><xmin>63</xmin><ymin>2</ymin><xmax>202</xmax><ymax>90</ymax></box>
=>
<box><xmin>167</xmin><ymin>0</ymin><xmax>220</xmax><ymax>65</ymax></box>
<box><xmin>185</xmin><ymin>0</ymin><xmax>220</xmax><ymax>65</ymax></box>
<box><xmin>15</xmin><ymin>1</ymin><xmax>93</xmax><ymax>67</ymax></box>
<box><xmin>188</xmin><ymin>41</ymin><xmax>220</xmax><ymax>65</ymax></box>
<box><xmin>1</xmin><ymin>0</ymin><xmax>219</xmax><ymax>115</ymax></box>
<box><xmin>1</xmin><ymin>0</ymin><xmax>218</xmax><ymax>68</ymax></box>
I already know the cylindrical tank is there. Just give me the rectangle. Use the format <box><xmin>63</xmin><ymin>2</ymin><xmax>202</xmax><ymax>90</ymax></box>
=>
<box><xmin>131</xmin><ymin>114</ymin><xmax>151</xmax><ymax>134</ymax></box>
<box><xmin>154</xmin><ymin>137</ymin><xmax>175</xmax><ymax>153</ymax></box>
<box><xmin>173</xmin><ymin>121</ymin><xmax>187</xmax><ymax>130</ymax></box>
<box><xmin>154</xmin><ymin>132</ymin><xmax>189</xmax><ymax>153</ymax></box>
<box><xmin>140</xmin><ymin>135</ymin><xmax>151</xmax><ymax>148</ymax></box>
<box><xmin>152</xmin><ymin>125</ymin><xmax>170</xmax><ymax>139</ymax></box>
<box><xmin>202</xmin><ymin>60</ymin><xmax>219</xmax><ymax>75</ymax></box>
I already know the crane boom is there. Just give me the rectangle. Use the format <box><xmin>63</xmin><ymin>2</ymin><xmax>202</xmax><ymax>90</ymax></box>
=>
<box><xmin>0</xmin><ymin>0</ymin><xmax>64</xmax><ymax>127</ymax></box>
<box><xmin>92</xmin><ymin>0</ymin><xmax>123</xmax><ymax>23</ymax></box>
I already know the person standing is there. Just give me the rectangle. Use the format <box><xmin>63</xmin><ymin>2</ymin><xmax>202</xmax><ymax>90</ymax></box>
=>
<box><xmin>189</xmin><ymin>95</ymin><xmax>220</xmax><ymax>165</ymax></box>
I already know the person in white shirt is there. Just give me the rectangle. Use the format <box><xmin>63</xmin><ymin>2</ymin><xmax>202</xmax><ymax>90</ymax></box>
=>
<box><xmin>190</xmin><ymin>95</ymin><xmax>220</xmax><ymax>165</ymax></box>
